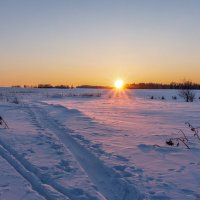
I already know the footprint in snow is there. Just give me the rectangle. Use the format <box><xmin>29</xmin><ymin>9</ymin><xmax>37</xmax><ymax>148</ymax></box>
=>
<box><xmin>113</xmin><ymin>165</ymin><xmax>127</xmax><ymax>171</ymax></box>
<box><xmin>146</xmin><ymin>176</ymin><xmax>154</xmax><ymax>181</ymax></box>
<box><xmin>57</xmin><ymin>160</ymin><xmax>73</xmax><ymax>172</ymax></box>
<box><xmin>138</xmin><ymin>144</ymin><xmax>152</xmax><ymax>153</ymax></box>
<box><xmin>27</xmin><ymin>148</ymin><xmax>35</xmax><ymax>153</ymax></box>
<box><xmin>69</xmin><ymin>188</ymin><xmax>84</xmax><ymax>197</ymax></box>
<box><xmin>122</xmin><ymin>171</ymin><xmax>132</xmax><ymax>177</ymax></box>
<box><xmin>51</xmin><ymin>144</ymin><xmax>61</xmax><ymax>150</ymax></box>
<box><xmin>150</xmin><ymin>194</ymin><xmax>171</xmax><ymax>200</ymax></box>
<box><xmin>115</xmin><ymin>155</ymin><xmax>129</xmax><ymax>162</ymax></box>
<box><xmin>180</xmin><ymin>188</ymin><xmax>196</xmax><ymax>196</ymax></box>
<box><xmin>39</xmin><ymin>166</ymin><xmax>49</xmax><ymax>171</ymax></box>
<box><xmin>168</xmin><ymin>168</ymin><xmax>175</xmax><ymax>172</ymax></box>
<box><xmin>0</xmin><ymin>184</ymin><xmax>9</xmax><ymax>188</ymax></box>
<box><xmin>176</xmin><ymin>166</ymin><xmax>186</xmax><ymax>173</ymax></box>
<box><xmin>56</xmin><ymin>151</ymin><xmax>64</xmax><ymax>155</ymax></box>
<box><xmin>113</xmin><ymin>165</ymin><xmax>132</xmax><ymax>177</ymax></box>
<box><xmin>37</xmin><ymin>142</ymin><xmax>44</xmax><ymax>146</ymax></box>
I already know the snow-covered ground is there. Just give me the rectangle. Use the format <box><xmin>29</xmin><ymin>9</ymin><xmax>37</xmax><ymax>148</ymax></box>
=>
<box><xmin>0</xmin><ymin>88</ymin><xmax>200</xmax><ymax>200</ymax></box>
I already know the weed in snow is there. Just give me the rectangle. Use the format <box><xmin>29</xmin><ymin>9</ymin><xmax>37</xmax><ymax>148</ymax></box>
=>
<box><xmin>166</xmin><ymin>123</ymin><xmax>200</xmax><ymax>149</ymax></box>
<box><xmin>0</xmin><ymin>116</ymin><xmax>9</xmax><ymax>129</ymax></box>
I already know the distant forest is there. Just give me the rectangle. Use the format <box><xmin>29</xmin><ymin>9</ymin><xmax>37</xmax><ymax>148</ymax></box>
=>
<box><xmin>11</xmin><ymin>82</ymin><xmax>200</xmax><ymax>90</ymax></box>
<box><xmin>76</xmin><ymin>85</ymin><xmax>111</xmax><ymax>89</ymax></box>
<box><xmin>77</xmin><ymin>82</ymin><xmax>200</xmax><ymax>89</ymax></box>
<box><xmin>125</xmin><ymin>82</ymin><xmax>200</xmax><ymax>89</ymax></box>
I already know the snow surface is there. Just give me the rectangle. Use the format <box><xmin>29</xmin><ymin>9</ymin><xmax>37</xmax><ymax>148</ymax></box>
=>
<box><xmin>0</xmin><ymin>88</ymin><xmax>200</xmax><ymax>200</ymax></box>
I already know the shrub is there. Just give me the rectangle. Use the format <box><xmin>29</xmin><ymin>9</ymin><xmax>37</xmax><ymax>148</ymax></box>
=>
<box><xmin>11</xmin><ymin>97</ymin><xmax>19</xmax><ymax>104</ymax></box>
<box><xmin>150</xmin><ymin>96</ymin><xmax>154</xmax><ymax>99</ymax></box>
<box><xmin>172</xmin><ymin>96</ymin><xmax>177</xmax><ymax>100</ymax></box>
<box><xmin>178</xmin><ymin>81</ymin><xmax>196</xmax><ymax>102</ymax></box>
<box><xmin>161</xmin><ymin>96</ymin><xmax>165</xmax><ymax>100</ymax></box>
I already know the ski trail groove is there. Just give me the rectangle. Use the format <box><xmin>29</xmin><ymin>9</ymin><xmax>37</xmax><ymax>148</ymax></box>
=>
<box><xmin>31</xmin><ymin>104</ymin><xmax>143</xmax><ymax>200</ymax></box>
<box><xmin>0</xmin><ymin>144</ymin><xmax>59</xmax><ymax>200</ymax></box>
<box><xmin>23</xmin><ymin>105</ymin><xmax>99</xmax><ymax>200</ymax></box>
<box><xmin>0</xmin><ymin>136</ymin><xmax>102</xmax><ymax>200</ymax></box>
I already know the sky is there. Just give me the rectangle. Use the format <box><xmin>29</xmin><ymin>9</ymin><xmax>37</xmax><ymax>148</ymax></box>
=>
<box><xmin>0</xmin><ymin>0</ymin><xmax>200</xmax><ymax>86</ymax></box>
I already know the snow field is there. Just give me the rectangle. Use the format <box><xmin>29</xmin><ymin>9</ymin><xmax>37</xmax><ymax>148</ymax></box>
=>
<box><xmin>0</xmin><ymin>88</ymin><xmax>200</xmax><ymax>200</ymax></box>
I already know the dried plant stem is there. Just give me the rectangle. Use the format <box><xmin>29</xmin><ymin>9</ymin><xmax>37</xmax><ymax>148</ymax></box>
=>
<box><xmin>176</xmin><ymin>138</ymin><xmax>190</xmax><ymax>149</ymax></box>
<box><xmin>0</xmin><ymin>116</ymin><xmax>9</xmax><ymax>129</ymax></box>
<box><xmin>185</xmin><ymin>122</ymin><xmax>200</xmax><ymax>141</ymax></box>
<box><xmin>175</xmin><ymin>129</ymin><xmax>188</xmax><ymax>141</ymax></box>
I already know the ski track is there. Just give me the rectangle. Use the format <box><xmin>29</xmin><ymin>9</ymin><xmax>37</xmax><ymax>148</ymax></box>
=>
<box><xmin>24</xmin><ymin>105</ymin><xmax>100</xmax><ymax>200</ymax></box>
<box><xmin>27</xmin><ymin>103</ymin><xmax>143</xmax><ymax>200</ymax></box>
<box><xmin>0</xmin><ymin>142</ymin><xmax>68</xmax><ymax>200</ymax></box>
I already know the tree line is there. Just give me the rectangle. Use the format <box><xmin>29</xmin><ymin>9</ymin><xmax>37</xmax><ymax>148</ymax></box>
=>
<box><xmin>22</xmin><ymin>84</ymin><xmax>74</xmax><ymax>89</ymax></box>
<box><xmin>126</xmin><ymin>82</ymin><xmax>200</xmax><ymax>89</ymax></box>
<box><xmin>11</xmin><ymin>81</ymin><xmax>200</xmax><ymax>90</ymax></box>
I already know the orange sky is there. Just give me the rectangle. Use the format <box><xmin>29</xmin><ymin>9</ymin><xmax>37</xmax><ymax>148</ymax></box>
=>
<box><xmin>1</xmin><ymin>1</ymin><xmax>200</xmax><ymax>86</ymax></box>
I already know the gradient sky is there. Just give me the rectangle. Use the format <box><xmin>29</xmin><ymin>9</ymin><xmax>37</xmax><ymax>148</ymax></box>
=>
<box><xmin>0</xmin><ymin>0</ymin><xmax>200</xmax><ymax>86</ymax></box>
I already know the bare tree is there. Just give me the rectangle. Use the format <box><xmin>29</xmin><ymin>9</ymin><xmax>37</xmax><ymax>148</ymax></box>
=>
<box><xmin>178</xmin><ymin>81</ymin><xmax>196</xmax><ymax>102</ymax></box>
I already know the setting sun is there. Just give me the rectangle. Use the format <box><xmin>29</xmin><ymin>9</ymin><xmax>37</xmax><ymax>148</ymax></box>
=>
<box><xmin>115</xmin><ymin>80</ymin><xmax>124</xmax><ymax>89</ymax></box>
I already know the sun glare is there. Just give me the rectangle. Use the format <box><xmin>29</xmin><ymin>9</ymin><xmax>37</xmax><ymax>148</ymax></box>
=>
<box><xmin>115</xmin><ymin>80</ymin><xmax>124</xmax><ymax>89</ymax></box>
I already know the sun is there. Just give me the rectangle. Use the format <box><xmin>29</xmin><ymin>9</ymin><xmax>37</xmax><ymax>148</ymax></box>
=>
<box><xmin>115</xmin><ymin>80</ymin><xmax>124</xmax><ymax>89</ymax></box>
